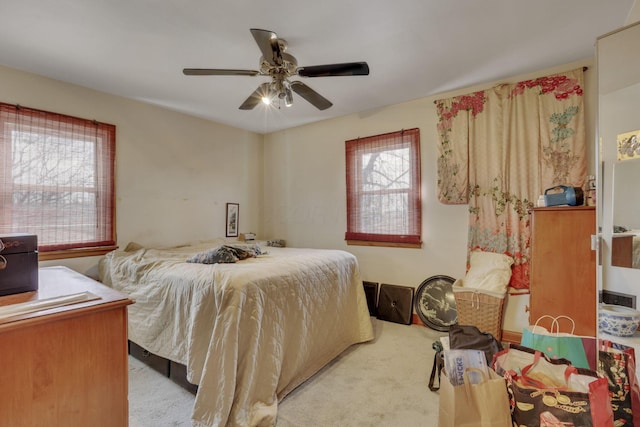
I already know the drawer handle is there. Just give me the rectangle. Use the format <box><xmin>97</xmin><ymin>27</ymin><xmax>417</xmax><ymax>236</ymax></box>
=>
<box><xmin>0</xmin><ymin>255</ymin><xmax>6</xmax><ymax>270</ymax></box>
<box><xmin>142</xmin><ymin>349</ymin><xmax>151</xmax><ymax>358</ymax></box>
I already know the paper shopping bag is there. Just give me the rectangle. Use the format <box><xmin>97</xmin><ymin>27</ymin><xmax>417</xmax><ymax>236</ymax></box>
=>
<box><xmin>438</xmin><ymin>368</ymin><xmax>511</xmax><ymax>427</ymax></box>
<box><xmin>599</xmin><ymin>340</ymin><xmax>640</xmax><ymax>427</ymax></box>
<box><xmin>521</xmin><ymin>315</ymin><xmax>597</xmax><ymax>370</ymax></box>
<box><xmin>493</xmin><ymin>344</ymin><xmax>614</xmax><ymax>427</ymax></box>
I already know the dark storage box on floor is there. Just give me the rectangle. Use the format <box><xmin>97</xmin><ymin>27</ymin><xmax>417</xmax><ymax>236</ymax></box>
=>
<box><xmin>170</xmin><ymin>360</ymin><xmax>199</xmax><ymax>394</ymax></box>
<box><xmin>128</xmin><ymin>341</ymin><xmax>170</xmax><ymax>376</ymax></box>
<box><xmin>0</xmin><ymin>233</ymin><xmax>38</xmax><ymax>296</ymax></box>
<box><xmin>363</xmin><ymin>281</ymin><xmax>379</xmax><ymax>316</ymax></box>
<box><xmin>377</xmin><ymin>283</ymin><xmax>414</xmax><ymax>325</ymax></box>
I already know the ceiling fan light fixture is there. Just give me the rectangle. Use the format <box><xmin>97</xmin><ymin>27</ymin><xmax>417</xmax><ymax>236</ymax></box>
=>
<box><xmin>284</xmin><ymin>87</ymin><xmax>293</xmax><ymax>107</ymax></box>
<box><xmin>279</xmin><ymin>80</ymin><xmax>293</xmax><ymax>107</ymax></box>
<box><xmin>185</xmin><ymin>29</ymin><xmax>369</xmax><ymax>111</ymax></box>
<box><xmin>261</xmin><ymin>83</ymin><xmax>276</xmax><ymax>105</ymax></box>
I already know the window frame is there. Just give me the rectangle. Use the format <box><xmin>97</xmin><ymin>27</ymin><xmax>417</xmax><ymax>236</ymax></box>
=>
<box><xmin>345</xmin><ymin>128</ymin><xmax>422</xmax><ymax>248</ymax></box>
<box><xmin>0</xmin><ymin>103</ymin><xmax>117</xmax><ymax>260</ymax></box>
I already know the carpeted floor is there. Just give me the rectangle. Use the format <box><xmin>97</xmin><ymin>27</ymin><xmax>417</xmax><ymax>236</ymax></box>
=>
<box><xmin>128</xmin><ymin>356</ymin><xmax>195</xmax><ymax>427</ymax></box>
<box><xmin>128</xmin><ymin>319</ymin><xmax>445</xmax><ymax>426</ymax></box>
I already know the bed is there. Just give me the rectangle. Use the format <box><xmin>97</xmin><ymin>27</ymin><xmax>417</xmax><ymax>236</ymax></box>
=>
<box><xmin>98</xmin><ymin>239</ymin><xmax>374</xmax><ymax>427</ymax></box>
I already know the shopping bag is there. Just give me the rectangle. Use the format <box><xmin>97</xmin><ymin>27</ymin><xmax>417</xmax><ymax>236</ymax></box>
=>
<box><xmin>429</xmin><ymin>325</ymin><xmax>502</xmax><ymax>391</ymax></box>
<box><xmin>429</xmin><ymin>340</ymin><xmax>445</xmax><ymax>392</ymax></box>
<box><xmin>493</xmin><ymin>344</ymin><xmax>614</xmax><ymax>427</ymax></box>
<box><xmin>599</xmin><ymin>340</ymin><xmax>640</xmax><ymax>426</ymax></box>
<box><xmin>449</xmin><ymin>324</ymin><xmax>503</xmax><ymax>365</ymax></box>
<box><xmin>521</xmin><ymin>315</ymin><xmax>597</xmax><ymax>370</ymax></box>
<box><xmin>438</xmin><ymin>368</ymin><xmax>511</xmax><ymax>427</ymax></box>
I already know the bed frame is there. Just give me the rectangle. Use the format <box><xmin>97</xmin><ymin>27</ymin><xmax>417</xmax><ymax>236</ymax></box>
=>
<box><xmin>129</xmin><ymin>340</ymin><xmax>198</xmax><ymax>394</ymax></box>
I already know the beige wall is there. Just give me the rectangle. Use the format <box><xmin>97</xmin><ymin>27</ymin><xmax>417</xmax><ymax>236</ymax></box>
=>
<box><xmin>0</xmin><ymin>65</ymin><xmax>264</xmax><ymax>278</ymax></box>
<box><xmin>263</xmin><ymin>58</ymin><xmax>597</xmax><ymax>333</ymax></box>
<box><xmin>1</xmin><ymin>55</ymin><xmax>597</xmax><ymax>333</ymax></box>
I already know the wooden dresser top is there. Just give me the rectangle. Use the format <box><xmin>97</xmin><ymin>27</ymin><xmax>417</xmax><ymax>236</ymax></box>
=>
<box><xmin>0</xmin><ymin>266</ymin><xmax>132</xmax><ymax>330</ymax></box>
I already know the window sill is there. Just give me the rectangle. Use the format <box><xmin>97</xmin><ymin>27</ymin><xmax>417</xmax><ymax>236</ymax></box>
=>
<box><xmin>39</xmin><ymin>245</ymin><xmax>118</xmax><ymax>261</ymax></box>
<box><xmin>346</xmin><ymin>240</ymin><xmax>422</xmax><ymax>249</ymax></box>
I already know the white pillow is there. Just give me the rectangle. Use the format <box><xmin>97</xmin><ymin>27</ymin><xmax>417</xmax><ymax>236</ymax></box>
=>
<box><xmin>462</xmin><ymin>250</ymin><xmax>514</xmax><ymax>294</ymax></box>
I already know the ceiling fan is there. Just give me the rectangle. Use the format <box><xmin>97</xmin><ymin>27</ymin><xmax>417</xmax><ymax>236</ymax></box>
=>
<box><xmin>183</xmin><ymin>28</ymin><xmax>370</xmax><ymax>111</ymax></box>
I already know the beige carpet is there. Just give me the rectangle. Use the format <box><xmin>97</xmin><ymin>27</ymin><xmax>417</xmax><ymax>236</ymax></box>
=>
<box><xmin>128</xmin><ymin>355</ymin><xmax>195</xmax><ymax>427</ymax></box>
<box><xmin>128</xmin><ymin>319</ymin><xmax>445</xmax><ymax>426</ymax></box>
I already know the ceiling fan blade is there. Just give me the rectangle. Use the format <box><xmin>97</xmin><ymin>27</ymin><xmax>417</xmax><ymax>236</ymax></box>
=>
<box><xmin>297</xmin><ymin>62</ymin><xmax>370</xmax><ymax>77</ymax></box>
<box><xmin>290</xmin><ymin>81</ymin><xmax>332</xmax><ymax>110</ymax></box>
<box><xmin>250</xmin><ymin>28</ymin><xmax>283</xmax><ymax>66</ymax></box>
<box><xmin>183</xmin><ymin>68</ymin><xmax>259</xmax><ymax>76</ymax></box>
<box><xmin>239</xmin><ymin>83</ymin><xmax>271</xmax><ymax>110</ymax></box>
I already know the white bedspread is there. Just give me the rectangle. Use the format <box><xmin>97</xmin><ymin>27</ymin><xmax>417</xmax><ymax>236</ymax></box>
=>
<box><xmin>99</xmin><ymin>241</ymin><xmax>374</xmax><ymax>426</ymax></box>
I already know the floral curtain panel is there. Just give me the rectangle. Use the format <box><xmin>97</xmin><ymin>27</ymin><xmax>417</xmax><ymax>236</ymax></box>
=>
<box><xmin>436</xmin><ymin>68</ymin><xmax>586</xmax><ymax>292</ymax></box>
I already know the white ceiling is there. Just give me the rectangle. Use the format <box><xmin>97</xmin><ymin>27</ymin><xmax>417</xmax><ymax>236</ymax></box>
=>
<box><xmin>0</xmin><ymin>0</ymin><xmax>634</xmax><ymax>134</ymax></box>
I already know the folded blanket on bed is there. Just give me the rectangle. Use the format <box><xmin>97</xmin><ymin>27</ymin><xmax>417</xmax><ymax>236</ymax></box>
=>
<box><xmin>186</xmin><ymin>243</ymin><xmax>264</xmax><ymax>264</ymax></box>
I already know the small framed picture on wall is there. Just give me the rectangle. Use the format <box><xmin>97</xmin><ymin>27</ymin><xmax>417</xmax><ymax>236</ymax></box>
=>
<box><xmin>226</xmin><ymin>203</ymin><xmax>239</xmax><ymax>237</ymax></box>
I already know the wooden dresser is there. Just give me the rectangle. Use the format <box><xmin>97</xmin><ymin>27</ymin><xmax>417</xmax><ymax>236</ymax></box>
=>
<box><xmin>529</xmin><ymin>206</ymin><xmax>597</xmax><ymax>336</ymax></box>
<box><xmin>612</xmin><ymin>234</ymin><xmax>634</xmax><ymax>268</ymax></box>
<box><xmin>0</xmin><ymin>266</ymin><xmax>133</xmax><ymax>427</ymax></box>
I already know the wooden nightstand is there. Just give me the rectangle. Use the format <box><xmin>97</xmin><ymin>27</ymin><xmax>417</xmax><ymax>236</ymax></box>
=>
<box><xmin>0</xmin><ymin>266</ymin><xmax>133</xmax><ymax>427</ymax></box>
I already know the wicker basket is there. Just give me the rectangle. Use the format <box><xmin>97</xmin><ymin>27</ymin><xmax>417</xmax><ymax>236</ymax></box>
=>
<box><xmin>453</xmin><ymin>281</ymin><xmax>506</xmax><ymax>341</ymax></box>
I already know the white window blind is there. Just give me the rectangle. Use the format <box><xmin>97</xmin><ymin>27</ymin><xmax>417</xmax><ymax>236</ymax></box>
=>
<box><xmin>345</xmin><ymin>128</ymin><xmax>421</xmax><ymax>245</ymax></box>
<box><xmin>0</xmin><ymin>103</ymin><xmax>115</xmax><ymax>253</ymax></box>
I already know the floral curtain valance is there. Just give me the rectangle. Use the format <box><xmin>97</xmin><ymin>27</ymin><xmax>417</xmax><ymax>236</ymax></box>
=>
<box><xmin>436</xmin><ymin>68</ymin><xmax>586</xmax><ymax>291</ymax></box>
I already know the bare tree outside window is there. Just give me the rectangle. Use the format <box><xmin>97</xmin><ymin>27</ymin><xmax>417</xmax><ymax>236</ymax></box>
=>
<box><xmin>11</xmin><ymin>131</ymin><xmax>98</xmax><ymax>244</ymax></box>
<box><xmin>345</xmin><ymin>128</ymin><xmax>421</xmax><ymax>246</ymax></box>
<box><xmin>0</xmin><ymin>103</ymin><xmax>115</xmax><ymax>255</ymax></box>
<box><xmin>360</xmin><ymin>147</ymin><xmax>411</xmax><ymax>235</ymax></box>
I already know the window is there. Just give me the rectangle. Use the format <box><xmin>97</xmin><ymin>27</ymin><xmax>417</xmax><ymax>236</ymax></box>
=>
<box><xmin>0</xmin><ymin>103</ymin><xmax>116</xmax><ymax>259</ymax></box>
<box><xmin>345</xmin><ymin>128</ymin><xmax>421</xmax><ymax>247</ymax></box>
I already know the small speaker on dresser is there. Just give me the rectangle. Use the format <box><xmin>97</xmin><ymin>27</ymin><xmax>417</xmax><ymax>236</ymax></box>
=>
<box><xmin>362</xmin><ymin>281</ymin><xmax>379</xmax><ymax>316</ymax></box>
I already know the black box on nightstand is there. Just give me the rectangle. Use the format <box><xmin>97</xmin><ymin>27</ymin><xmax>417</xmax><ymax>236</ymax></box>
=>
<box><xmin>0</xmin><ymin>233</ymin><xmax>38</xmax><ymax>296</ymax></box>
